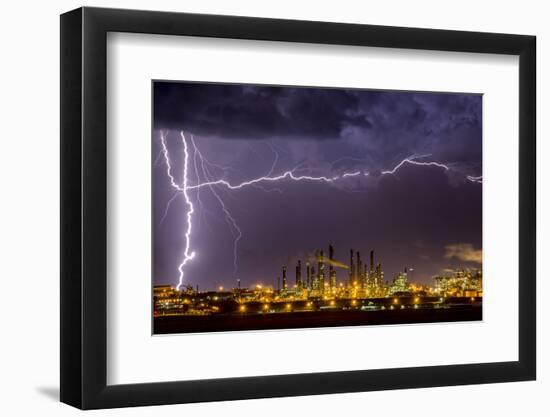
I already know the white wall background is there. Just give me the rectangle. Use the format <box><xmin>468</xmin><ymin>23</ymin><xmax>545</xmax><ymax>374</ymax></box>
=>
<box><xmin>0</xmin><ymin>0</ymin><xmax>545</xmax><ymax>415</ymax></box>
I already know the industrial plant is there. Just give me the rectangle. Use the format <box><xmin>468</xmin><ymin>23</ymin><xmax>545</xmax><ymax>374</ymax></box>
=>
<box><xmin>153</xmin><ymin>244</ymin><xmax>482</xmax><ymax>320</ymax></box>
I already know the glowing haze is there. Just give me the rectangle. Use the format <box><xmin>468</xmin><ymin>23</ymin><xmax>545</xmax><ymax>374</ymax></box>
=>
<box><xmin>153</xmin><ymin>82</ymin><xmax>482</xmax><ymax>289</ymax></box>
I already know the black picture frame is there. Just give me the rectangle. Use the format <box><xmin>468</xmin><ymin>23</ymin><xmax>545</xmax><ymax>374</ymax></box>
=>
<box><xmin>60</xmin><ymin>6</ymin><xmax>536</xmax><ymax>410</ymax></box>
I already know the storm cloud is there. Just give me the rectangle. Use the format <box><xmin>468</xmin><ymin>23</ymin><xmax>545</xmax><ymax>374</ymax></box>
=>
<box><xmin>154</xmin><ymin>82</ymin><xmax>482</xmax><ymax>175</ymax></box>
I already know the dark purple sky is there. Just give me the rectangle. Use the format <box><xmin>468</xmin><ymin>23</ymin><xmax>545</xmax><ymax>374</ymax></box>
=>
<box><xmin>153</xmin><ymin>81</ymin><xmax>482</xmax><ymax>289</ymax></box>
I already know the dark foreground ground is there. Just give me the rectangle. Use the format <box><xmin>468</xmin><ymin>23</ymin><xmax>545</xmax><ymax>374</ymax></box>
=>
<box><xmin>154</xmin><ymin>305</ymin><xmax>482</xmax><ymax>334</ymax></box>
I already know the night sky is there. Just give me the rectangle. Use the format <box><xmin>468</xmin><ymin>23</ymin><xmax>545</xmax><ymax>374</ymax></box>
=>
<box><xmin>153</xmin><ymin>81</ymin><xmax>482</xmax><ymax>289</ymax></box>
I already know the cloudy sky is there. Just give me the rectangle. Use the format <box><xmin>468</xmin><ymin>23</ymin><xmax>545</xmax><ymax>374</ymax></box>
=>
<box><xmin>153</xmin><ymin>81</ymin><xmax>482</xmax><ymax>289</ymax></box>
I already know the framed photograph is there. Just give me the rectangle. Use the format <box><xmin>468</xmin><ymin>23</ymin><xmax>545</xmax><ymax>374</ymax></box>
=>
<box><xmin>60</xmin><ymin>6</ymin><xmax>536</xmax><ymax>409</ymax></box>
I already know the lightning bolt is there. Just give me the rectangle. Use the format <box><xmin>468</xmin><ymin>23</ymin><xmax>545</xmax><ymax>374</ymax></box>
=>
<box><xmin>250</xmin><ymin>141</ymin><xmax>284</xmax><ymax>194</ymax></box>
<box><xmin>159</xmin><ymin>131</ymin><xmax>195</xmax><ymax>291</ymax></box>
<box><xmin>159</xmin><ymin>130</ymin><xmax>482</xmax><ymax>289</ymax></box>
<box><xmin>187</xmin><ymin>155</ymin><xmax>480</xmax><ymax>191</ymax></box>
<box><xmin>342</xmin><ymin>171</ymin><xmax>363</xmax><ymax>178</ymax></box>
<box><xmin>381</xmin><ymin>156</ymin><xmax>450</xmax><ymax>175</ymax></box>
<box><xmin>189</xmin><ymin>135</ymin><xmax>243</xmax><ymax>277</ymax></box>
<box><xmin>188</xmin><ymin>171</ymin><xmax>339</xmax><ymax>190</ymax></box>
<box><xmin>159</xmin><ymin>191</ymin><xmax>180</xmax><ymax>225</ymax></box>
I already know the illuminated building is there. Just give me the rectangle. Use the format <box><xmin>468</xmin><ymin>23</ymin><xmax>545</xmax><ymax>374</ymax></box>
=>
<box><xmin>434</xmin><ymin>269</ymin><xmax>482</xmax><ymax>296</ymax></box>
<box><xmin>153</xmin><ymin>285</ymin><xmax>187</xmax><ymax>315</ymax></box>
<box><xmin>389</xmin><ymin>267</ymin><xmax>409</xmax><ymax>295</ymax></box>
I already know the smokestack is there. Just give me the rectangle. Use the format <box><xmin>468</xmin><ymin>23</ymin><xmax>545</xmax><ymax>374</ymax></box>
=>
<box><xmin>282</xmin><ymin>266</ymin><xmax>287</xmax><ymax>289</ymax></box>
<box><xmin>328</xmin><ymin>244</ymin><xmax>335</xmax><ymax>281</ymax></box>
<box><xmin>356</xmin><ymin>251</ymin><xmax>362</xmax><ymax>282</ymax></box>
<box><xmin>296</xmin><ymin>260</ymin><xmax>302</xmax><ymax>287</ymax></box>
<box><xmin>318</xmin><ymin>250</ymin><xmax>325</xmax><ymax>274</ymax></box>
<box><xmin>370</xmin><ymin>250</ymin><xmax>374</xmax><ymax>273</ymax></box>
<box><xmin>349</xmin><ymin>249</ymin><xmax>355</xmax><ymax>284</ymax></box>
<box><xmin>306</xmin><ymin>262</ymin><xmax>311</xmax><ymax>288</ymax></box>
